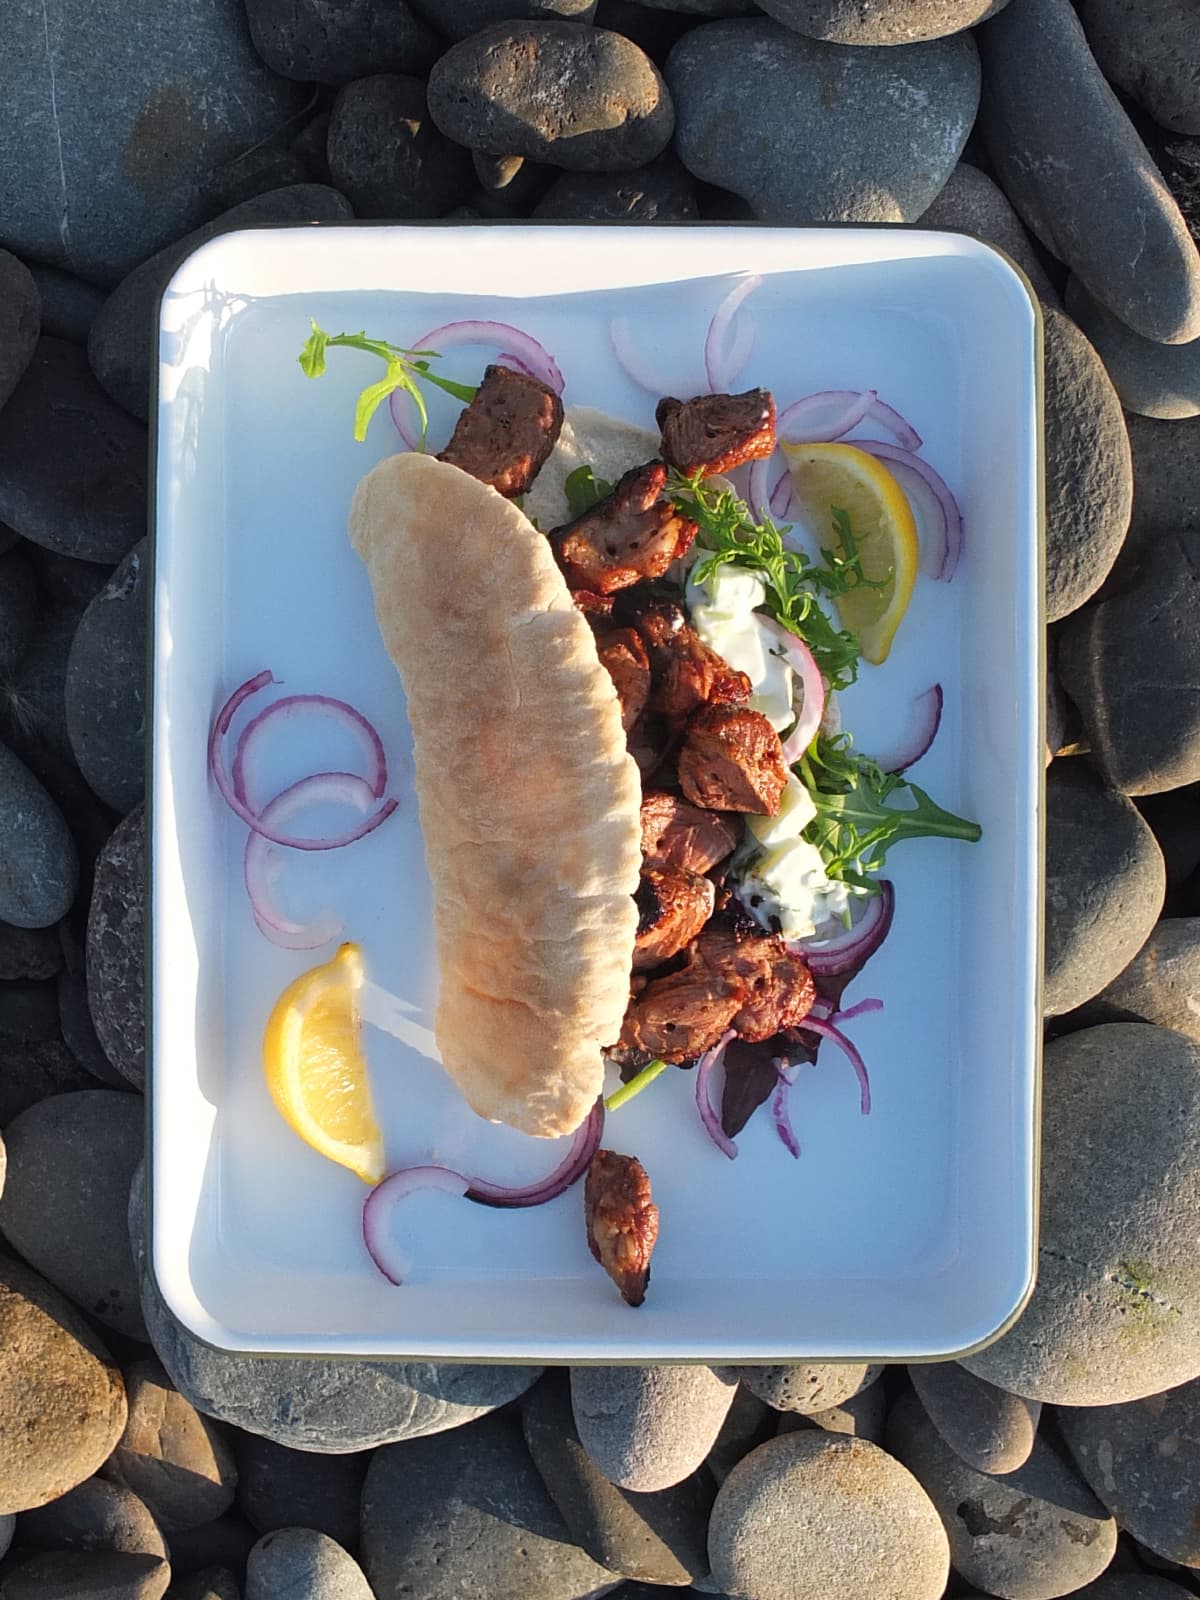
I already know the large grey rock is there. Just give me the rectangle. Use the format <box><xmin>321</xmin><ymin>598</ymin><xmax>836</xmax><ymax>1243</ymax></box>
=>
<box><xmin>1043</xmin><ymin>763</ymin><xmax>1164</xmax><ymax>1015</ymax></box>
<box><xmin>667</xmin><ymin>20</ymin><xmax>978</xmax><ymax>224</ymax></box>
<box><xmin>0</xmin><ymin>339</ymin><xmax>146</xmax><ymax>563</ymax></box>
<box><xmin>886</xmin><ymin>1388</ymin><xmax>1117</xmax><ymax>1598</ymax></box>
<box><xmin>753</xmin><ymin>0</ymin><xmax>1009</xmax><ymax>43</ymax></box>
<box><xmin>0</xmin><ymin>740</ymin><xmax>78</xmax><ymax>929</ymax></box>
<box><xmin>0</xmin><ymin>1256</ymin><xmax>127</xmax><ymax>1514</ymax></box>
<box><xmin>1126</xmin><ymin>413</ymin><xmax>1200</xmax><ymax>551</ymax></box>
<box><xmin>235</xmin><ymin>1434</ymin><xmax>365</xmax><ymax>1552</ymax></box>
<box><xmin>907</xmin><ymin>1361</ymin><xmax>1041</xmax><ymax>1473</ymax></box>
<box><xmin>65</xmin><ymin>542</ymin><xmax>147</xmax><ymax>813</ymax></box>
<box><xmin>27</xmin><ymin>266</ymin><xmax>106</xmax><ymax>347</ymax></box>
<box><xmin>0</xmin><ymin>250</ymin><xmax>40</xmax><ymax>414</ymax></box>
<box><xmin>978</xmin><ymin>0</ymin><xmax>1200</xmax><ymax>345</ymax></box>
<box><xmin>0</xmin><ymin>546</ymin><xmax>38</xmax><ymax>677</ymax></box>
<box><xmin>428</xmin><ymin>23</ymin><xmax>674</xmax><ymax>173</ymax></box>
<box><xmin>708</xmin><ymin>1430</ymin><xmax>949</xmax><ymax>1600</ymax></box>
<box><xmin>87</xmin><ymin>805</ymin><xmax>145</xmax><ymax>1088</ymax></box>
<box><xmin>361</xmin><ymin>1411</ymin><xmax>619</xmax><ymax>1599</ymax></box>
<box><xmin>327</xmin><ymin>77</ymin><xmax>475</xmax><ymax>219</ymax></box>
<box><xmin>412</xmin><ymin>0</ymin><xmax>596</xmax><ymax>40</ymax></box>
<box><xmin>961</xmin><ymin>1024</ymin><xmax>1200</xmax><ymax>1404</ymax></box>
<box><xmin>919</xmin><ymin>162</ymin><xmax>1059</xmax><ymax>304</ymax></box>
<box><xmin>3</xmin><ymin>1550</ymin><xmax>170</xmax><ymax>1600</ymax></box>
<box><xmin>88</xmin><ymin>186</ymin><xmax>352</xmax><ymax>423</ymax></box>
<box><xmin>721</xmin><ymin>1362</ymin><xmax>872</xmax><ymax>1415</ymax></box>
<box><xmin>0</xmin><ymin>1090</ymin><xmax>144</xmax><ymax>1338</ymax></box>
<box><xmin>533</xmin><ymin>158</ymin><xmax>698</xmax><ymax>220</ymax></box>
<box><xmin>1041</xmin><ymin>304</ymin><xmax>1132</xmax><ymax>622</ymax></box>
<box><xmin>245</xmin><ymin>0</ymin><xmax>439</xmax><ymax>81</ymax></box>
<box><xmin>1057</xmin><ymin>533</ymin><xmax>1200</xmax><ymax>795</ymax></box>
<box><xmin>1067</xmin><ymin>277</ymin><xmax>1200</xmax><ymax>419</ymax></box>
<box><xmin>523</xmin><ymin>1370</ymin><xmax>712</xmax><ymax>1586</ymax></box>
<box><xmin>0</xmin><ymin>0</ymin><xmax>305</xmax><ymax>283</ymax></box>
<box><xmin>104</xmin><ymin>1359</ymin><xmax>238</xmax><ymax>1533</ymax></box>
<box><xmin>246</xmin><ymin>1530</ymin><xmax>372</xmax><ymax>1600</ymax></box>
<box><xmin>1078</xmin><ymin>920</ymin><xmax>1200</xmax><ymax>1041</ymax></box>
<box><xmin>1077</xmin><ymin>0</ymin><xmax>1200</xmax><ymax>136</ymax></box>
<box><xmin>571</xmin><ymin>1365</ymin><xmax>736</xmax><ymax>1491</ymax></box>
<box><xmin>19</xmin><ymin>1476</ymin><xmax>168</xmax><ymax>1561</ymax></box>
<box><xmin>1059</xmin><ymin>1377</ymin><xmax>1200</xmax><ymax>1568</ymax></box>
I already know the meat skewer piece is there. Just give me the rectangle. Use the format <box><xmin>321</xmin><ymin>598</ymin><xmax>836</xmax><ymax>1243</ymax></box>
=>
<box><xmin>550</xmin><ymin>462</ymin><xmax>697</xmax><ymax>595</ymax></box>
<box><xmin>640</xmin><ymin>791</ymin><xmax>741</xmax><ymax>876</ymax></box>
<box><xmin>677</xmin><ymin>704</ymin><xmax>788</xmax><ymax>814</ymax></box>
<box><xmin>633</xmin><ymin>863</ymin><xmax>716</xmax><ymax>972</ymax></box>
<box><xmin>635</xmin><ymin>601</ymin><xmax>750</xmax><ymax>729</ymax></box>
<box><xmin>656</xmin><ymin>390</ymin><xmax>776</xmax><ymax>478</ymax></box>
<box><xmin>439</xmin><ymin>363</ymin><xmax>563</xmax><ymax>497</ymax></box>
<box><xmin>585</xmin><ymin>1149</ymin><xmax>660</xmax><ymax>1307</ymax></box>
<box><xmin>593</xmin><ymin>625</ymin><xmax>651</xmax><ymax>733</ymax></box>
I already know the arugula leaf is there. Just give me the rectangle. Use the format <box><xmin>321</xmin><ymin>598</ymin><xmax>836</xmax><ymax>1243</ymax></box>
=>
<box><xmin>296</xmin><ymin>321</ymin><xmax>478</xmax><ymax>443</ymax></box>
<box><xmin>564</xmin><ymin>464</ymin><xmax>614</xmax><ymax>520</ymax></box>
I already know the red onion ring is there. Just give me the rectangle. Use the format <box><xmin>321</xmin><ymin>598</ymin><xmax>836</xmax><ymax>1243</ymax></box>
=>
<box><xmin>854</xmin><ymin>441</ymin><xmax>962</xmax><ymax>581</ymax></box>
<box><xmin>705</xmin><ymin>275</ymin><xmax>760</xmax><ymax>393</ymax></box>
<box><xmin>792</xmin><ymin>880</ymin><xmax>895</xmax><ymax>976</ymax></box>
<box><xmin>609</xmin><ymin>317</ymin><xmax>705</xmax><ymax>398</ymax></box>
<box><xmin>863</xmin><ymin>397</ymin><xmax>921</xmax><ymax>452</ymax></box>
<box><xmin>799</xmin><ymin>1015</ymin><xmax>871</xmax><ymax>1114</ymax></box>
<box><xmin>776</xmin><ymin>390</ymin><xmax>876</xmax><ymax>446</ymax></box>
<box><xmin>746</xmin><ymin>455</ymin><xmax>773</xmax><ymax>519</ymax></box>
<box><xmin>833</xmin><ymin>997</ymin><xmax>884</xmax><ymax>1023</ymax></box>
<box><xmin>695</xmin><ymin>1030</ymin><xmax>738</xmax><ymax>1159</ymax></box>
<box><xmin>771</xmin><ymin>1060</ymin><xmax>801</xmax><ymax>1159</ymax></box>
<box><xmin>466</xmin><ymin>1100</ymin><xmax>604</xmax><ymax>1208</ymax></box>
<box><xmin>761</xmin><ymin>618</ymin><xmax>825</xmax><ymax>764</ymax></box>
<box><xmin>389</xmin><ymin>319</ymin><xmax>565</xmax><ymax>449</ymax></box>
<box><xmin>768</xmin><ymin>468</ymin><xmax>792</xmax><ymax>520</ymax></box>
<box><xmin>868</xmin><ymin>684</ymin><xmax>944</xmax><ymax>774</ymax></box>
<box><xmin>232</xmin><ymin>693</ymin><xmax>388</xmax><ymax>810</ymax></box>
<box><xmin>362</xmin><ymin>1167</ymin><xmax>470</xmax><ymax>1286</ymax></box>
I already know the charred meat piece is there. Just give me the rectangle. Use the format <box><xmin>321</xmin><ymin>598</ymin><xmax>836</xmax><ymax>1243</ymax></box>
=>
<box><xmin>550</xmin><ymin>462</ymin><xmax>697</xmax><ymax>595</ymax></box>
<box><xmin>678</xmin><ymin>703</ymin><xmax>788</xmax><ymax>814</ymax></box>
<box><xmin>636</xmin><ymin>601</ymin><xmax>750</xmax><ymax>728</ymax></box>
<box><xmin>593</xmin><ymin>626</ymin><xmax>651</xmax><ymax>733</ymax></box>
<box><xmin>619</xmin><ymin>949</ymin><xmax>744</xmax><ymax>1062</ymax></box>
<box><xmin>572</xmin><ymin>589</ymin><xmax>614</xmax><ymax>618</ymax></box>
<box><xmin>585</xmin><ymin>1149</ymin><xmax>660</xmax><ymax>1307</ymax></box>
<box><xmin>640</xmin><ymin>791</ymin><xmax>740</xmax><ymax>876</ymax></box>
<box><xmin>696</xmin><ymin>923</ymin><xmax>816</xmax><ymax>1042</ymax></box>
<box><xmin>656</xmin><ymin>389</ymin><xmax>776</xmax><ymax>477</ymax></box>
<box><xmin>438</xmin><ymin>364</ymin><xmax>563</xmax><ymax>497</ymax></box>
<box><xmin>627</xmin><ymin>711</ymin><xmax>671</xmax><ymax>781</ymax></box>
<box><xmin>633</xmin><ymin>863</ymin><xmax>716</xmax><ymax>972</ymax></box>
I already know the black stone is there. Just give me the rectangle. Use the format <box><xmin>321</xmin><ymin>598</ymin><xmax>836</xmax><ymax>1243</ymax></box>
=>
<box><xmin>326</xmin><ymin>76</ymin><xmax>475</xmax><ymax>219</ymax></box>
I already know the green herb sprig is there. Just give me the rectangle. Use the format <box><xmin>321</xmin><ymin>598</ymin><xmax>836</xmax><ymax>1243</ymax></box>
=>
<box><xmin>563</xmin><ymin>464</ymin><xmax>614</xmax><ymax>520</ymax></box>
<box><xmin>297</xmin><ymin>321</ymin><xmax>477</xmax><ymax>444</ymax></box>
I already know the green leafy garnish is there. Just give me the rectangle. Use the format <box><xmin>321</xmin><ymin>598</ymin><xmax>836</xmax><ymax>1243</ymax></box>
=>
<box><xmin>297</xmin><ymin>321</ymin><xmax>478</xmax><ymax>444</ymax></box>
<box><xmin>563</xmin><ymin>464</ymin><xmax>614</xmax><ymax>520</ymax></box>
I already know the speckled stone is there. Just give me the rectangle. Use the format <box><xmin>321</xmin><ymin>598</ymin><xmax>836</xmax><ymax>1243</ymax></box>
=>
<box><xmin>326</xmin><ymin>76</ymin><xmax>475</xmax><ymax>219</ymax></box>
<box><xmin>245</xmin><ymin>0</ymin><xmax>440</xmax><ymax>81</ymax></box>
<box><xmin>3</xmin><ymin>1550</ymin><xmax>170</xmax><ymax>1599</ymax></box>
<box><xmin>86</xmin><ymin>805</ymin><xmax>145</xmax><ymax>1088</ymax></box>
<box><xmin>907</xmin><ymin>1362</ymin><xmax>1040</xmax><ymax>1473</ymax></box>
<box><xmin>0</xmin><ymin>739</ymin><xmax>78</xmax><ymax>929</ymax></box>
<box><xmin>919</xmin><ymin>162</ymin><xmax>1060</xmax><ymax>304</ymax></box>
<box><xmin>104</xmin><ymin>1359</ymin><xmax>238</xmax><ymax>1533</ymax></box>
<box><xmin>1067</xmin><ymin>276</ymin><xmax>1200</xmax><ymax>420</ymax></box>
<box><xmin>65</xmin><ymin>541</ymin><xmax>147</xmax><ymax>813</ymax></box>
<box><xmin>0</xmin><ymin>250</ymin><xmax>40</xmax><ymax>414</ymax></box>
<box><xmin>571</xmin><ymin>1365</ymin><xmax>737</xmax><ymax>1491</ymax></box>
<box><xmin>246</xmin><ymin>1529</ymin><xmax>373</xmax><ymax>1600</ymax></box>
<box><xmin>1126</xmin><ymin>413</ymin><xmax>1200</xmax><ymax>551</ymax></box>
<box><xmin>1077</xmin><ymin>919</ymin><xmax>1200</xmax><ymax>1041</ymax></box>
<box><xmin>722</xmin><ymin>1363</ymin><xmax>873</xmax><ymax>1415</ymax></box>
<box><xmin>1077</xmin><ymin>0</ymin><xmax>1200</xmax><ymax>136</ymax></box>
<box><xmin>754</xmin><ymin>0</ymin><xmax>1010</xmax><ymax>44</ymax></box>
<box><xmin>533</xmin><ymin>156</ymin><xmax>697</xmax><ymax>219</ymax></box>
<box><xmin>19</xmin><ymin>1476</ymin><xmax>168</xmax><ymax>1562</ymax></box>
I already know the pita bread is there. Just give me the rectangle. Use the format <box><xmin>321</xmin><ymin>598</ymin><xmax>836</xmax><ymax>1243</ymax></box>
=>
<box><xmin>348</xmin><ymin>452</ymin><xmax>642</xmax><ymax>1138</ymax></box>
<box><xmin>523</xmin><ymin>406</ymin><xmax>660</xmax><ymax>533</ymax></box>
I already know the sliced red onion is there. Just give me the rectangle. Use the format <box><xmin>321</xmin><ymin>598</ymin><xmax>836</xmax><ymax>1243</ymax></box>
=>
<box><xmin>720</xmin><ymin>303</ymin><xmax>756</xmax><ymax>392</ymax></box>
<box><xmin>854</xmin><ymin>441</ymin><xmax>962</xmax><ymax>581</ymax></box>
<box><xmin>466</xmin><ymin>1100</ymin><xmax>604</xmax><ymax>1208</ymax></box>
<box><xmin>362</xmin><ymin>1167</ymin><xmax>470</xmax><ymax>1286</ymax></box>
<box><xmin>705</xmin><ymin>274</ymin><xmax>761</xmax><ymax>393</ymax></box>
<box><xmin>776</xmin><ymin>390</ymin><xmax>875</xmax><ymax>446</ymax></box>
<box><xmin>800</xmin><ymin>1015</ymin><xmax>871</xmax><ymax>1114</ymax></box>
<box><xmin>864</xmin><ymin>397</ymin><xmax>922</xmax><ymax>451</ymax></box>
<box><xmin>834</xmin><ymin>996</ymin><xmax>884</xmax><ymax>1023</ymax></box>
<box><xmin>389</xmin><ymin>319</ymin><xmax>565</xmax><ymax>449</ymax></box>
<box><xmin>746</xmin><ymin>455</ymin><xmax>773</xmax><ymax>519</ymax></box>
<box><xmin>868</xmin><ymin>684</ymin><xmax>944</xmax><ymax>774</ymax></box>
<box><xmin>768</xmin><ymin>468</ymin><xmax>792</xmax><ymax>520</ymax></box>
<box><xmin>793</xmin><ymin>880</ymin><xmax>895</xmax><ymax>976</ymax></box>
<box><xmin>497</xmin><ymin>350</ymin><xmax>538</xmax><ymax>381</ymax></box>
<box><xmin>695</xmin><ymin>1030</ymin><xmax>738</xmax><ymax>1159</ymax></box>
<box><xmin>761</xmin><ymin>618</ymin><xmax>825</xmax><ymax>765</ymax></box>
<box><xmin>232</xmin><ymin>693</ymin><xmax>388</xmax><ymax>810</ymax></box>
<box><xmin>771</xmin><ymin>1061</ymin><xmax>801</xmax><ymax>1159</ymax></box>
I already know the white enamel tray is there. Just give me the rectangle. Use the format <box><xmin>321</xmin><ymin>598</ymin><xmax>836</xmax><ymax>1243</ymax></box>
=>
<box><xmin>150</xmin><ymin>224</ymin><xmax>1043</xmax><ymax>1361</ymax></box>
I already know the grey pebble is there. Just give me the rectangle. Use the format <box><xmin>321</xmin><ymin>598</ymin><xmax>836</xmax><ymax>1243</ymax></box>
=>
<box><xmin>1126</xmin><ymin>413</ymin><xmax>1200</xmax><ymax>554</ymax></box>
<box><xmin>0</xmin><ymin>920</ymin><xmax>62</xmax><ymax>981</ymax></box>
<box><xmin>0</xmin><ymin>1037</ymin><xmax>98</xmax><ymax>1126</ymax></box>
<box><xmin>918</xmin><ymin>161</ymin><xmax>1060</xmax><ymax>305</ymax></box>
<box><xmin>1</xmin><ymin>1550</ymin><xmax>170</xmax><ymax>1600</ymax></box>
<box><xmin>65</xmin><ymin>541</ymin><xmax>147</xmax><ymax>813</ymax></box>
<box><xmin>1</xmin><ymin>607</ymin><xmax>79</xmax><ymax>770</ymax></box>
<box><xmin>0</xmin><ymin>545</ymin><xmax>38</xmax><ymax>677</ymax></box>
<box><xmin>1076</xmin><ymin>918</ymin><xmax>1200</xmax><ymax>1041</ymax></box>
<box><xmin>755</xmin><ymin>0</ymin><xmax>1010</xmax><ymax>44</ymax></box>
<box><xmin>797</xmin><ymin>1375</ymin><xmax>888</xmax><ymax>1442</ymax></box>
<box><xmin>571</xmin><ymin>1364</ymin><xmax>736</xmax><ymax>1491</ymax></box>
<box><xmin>19</xmin><ymin>1476</ymin><xmax>168</xmax><ymax>1562</ymax></box>
<box><xmin>245</xmin><ymin>0</ymin><xmax>440</xmax><ymax>81</ymax></box>
<box><xmin>104</xmin><ymin>1358</ymin><xmax>238</xmax><ymax>1533</ymax></box>
<box><xmin>1067</xmin><ymin>276</ymin><xmax>1200</xmax><ymax>419</ymax></box>
<box><xmin>533</xmin><ymin>156</ymin><xmax>698</xmax><ymax>220</ymax></box>
<box><xmin>886</xmin><ymin>1387</ymin><xmax>1117</xmax><ymax>1597</ymax></box>
<box><xmin>429</xmin><ymin>23</ymin><xmax>675</xmax><ymax>173</ymax></box>
<box><xmin>58</xmin><ymin>966</ymin><xmax>129</xmax><ymax>1086</ymax></box>
<box><xmin>977</xmin><ymin>0</ymin><xmax>1200</xmax><ymax>345</ymax></box>
<box><xmin>907</xmin><ymin>1361</ymin><xmax>1040</xmax><ymax>1473</ymax></box>
<box><xmin>721</xmin><ymin>1362</ymin><xmax>873</xmax><ymax>1415</ymax></box>
<box><xmin>27</xmin><ymin>266</ymin><xmax>107</xmax><ymax>347</ymax></box>
<box><xmin>245</xmin><ymin>1529</ymin><xmax>372</xmax><ymax>1600</ymax></box>
<box><xmin>412</xmin><ymin>0</ymin><xmax>596</xmax><ymax>41</ymax></box>
<box><xmin>1043</xmin><ymin>762</ymin><xmax>1164</xmax><ymax>1017</ymax></box>
<box><xmin>326</xmin><ymin>76</ymin><xmax>475</xmax><ymax>220</ymax></box>
<box><xmin>235</xmin><ymin>1434</ymin><xmax>365</xmax><ymax>1552</ymax></box>
<box><xmin>0</xmin><ymin>739</ymin><xmax>78</xmax><ymax>929</ymax></box>
<box><xmin>962</xmin><ymin>1023</ymin><xmax>1200</xmax><ymax>1404</ymax></box>
<box><xmin>1077</xmin><ymin>0</ymin><xmax>1200</xmax><ymax>137</ymax></box>
<box><xmin>0</xmin><ymin>249</ymin><xmax>40</xmax><ymax>414</ymax></box>
<box><xmin>86</xmin><ymin>805</ymin><xmax>146</xmax><ymax>1088</ymax></box>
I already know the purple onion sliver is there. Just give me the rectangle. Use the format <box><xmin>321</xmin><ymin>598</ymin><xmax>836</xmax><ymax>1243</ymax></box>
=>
<box><xmin>466</xmin><ymin>1099</ymin><xmax>604</xmax><ymax>1208</ymax></box>
<box><xmin>761</xmin><ymin>617</ymin><xmax>825</xmax><ymax>765</ymax></box>
<box><xmin>863</xmin><ymin>395</ymin><xmax>922</xmax><ymax>451</ymax></box>
<box><xmin>869</xmin><ymin>684</ymin><xmax>944</xmax><ymax>775</ymax></box>
<box><xmin>793</xmin><ymin>881</ymin><xmax>895</xmax><ymax>976</ymax></box>
<box><xmin>388</xmin><ymin>387</ymin><xmax>421</xmax><ymax>450</ymax></box>
<box><xmin>497</xmin><ymin>350</ymin><xmax>539</xmax><ymax>381</ymax></box>
<box><xmin>747</xmin><ymin>454</ymin><xmax>774</xmax><ymax>519</ymax></box>
<box><xmin>232</xmin><ymin>692</ymin><xmax>389</xmax><ymax>809</ymax></box>
<box><xmin>799</xmin><ymin>1016</ymin><xmax>872</xmax><ymax>1115</ymax></box>
<box><xmin>411</xmin><ymin>319</ymin><xmax>564</xmax><ymax>394</ymax></box>
<box><xmin>362</xmin><ymin>1167</ymin><xmax>471</xmax><ymax>1286</ymax></box>
<box><xmin>695</xmin><ymin>1030</ymin><xmax>738</xmax><ymax>1159</ymax></box>
<box><xmin>834</xmin><ymin>997</ymin><xmax>884</xmax><ymax>1023</ymax></box>
<box><xmin>769</xmin><ymin>468</ymin><xmax>792</xmax><ymax>519</ymax></box>
<box><xmin>772</xmin><ymin>1076</ymin><xmax>801</xmax><ymax>1159</ymax></box>
<box><xmin>776</xmin><ymin>389</ymin><xmax>874</xmax><ymax>445</ymax></box>
<box><xmin>704</xmin><ymin>274</ymin><xmax>761</xmax><ymax>393</ymax></box>
<box><xmin>854</xmin><ymin>440</ymin><xmax>962</xmax><ymax>582</ymax></box>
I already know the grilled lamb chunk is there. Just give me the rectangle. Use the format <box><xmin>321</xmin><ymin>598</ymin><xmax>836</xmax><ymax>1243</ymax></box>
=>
<box><xmin>696</xmin><ymin>923</ymin><xmax>815</xmax><ymax>1042</ymax></box>
<box><xmin>633</xmin><ymin>863</ymin><xmax>716</xmax><ymax>972</ymax></box>
<box><xmin>635</xmin><ymin>601</ymin><xmax>750</xmax><ymax>728</ymax></box>
<box><xmin>550</xmin><ymin>462</ymin><xmax>697</xmax><ymax>595</ymax></box>
<box><xmin>656</xmin><ymin>389</ymin><xmax>776</xmax><ymax>477</ymax></box>
<box><xmin>640</xmin><ymin>791</ymin><xmax>740</xmax><ymax>876</ymax></box>
<box><xmin>619</xmin><ymin>950</ymin><xmax>744</xmax><ymax>1062</ymax></box>
<box><xmin>438</xmin><ymin>363</ymin><xmax>563</xmax><ymax>497</ymax></box>
<box><xmin>585</xmin><ymin>1150</ymin><xmax>660</xmax><ymax>1307</ymax></box>
<box><xmin>571</xmin><ymin>588</ymin><xmax>614</xmax><ymax>618</ymax></box>
<box><xmin>677</xmin><ymin>703</ymin><xmax>788</xmax><ymax>814</ymax></box>
<box><xmin>593</xmin><ymin>626</ymin><xmax>650</xmax><ymax>733</ymax></box>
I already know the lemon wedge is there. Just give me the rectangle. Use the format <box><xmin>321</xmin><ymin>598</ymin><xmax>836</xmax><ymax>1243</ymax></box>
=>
<box><xmin>782</xmin><ymin>441</ymin><xmax>919</xmax><ymax>665</ymax></box>
<box><xmin>262</xmin><ymin>942</ymin><xmax>385</xmax><ymax>1184</ymax></box>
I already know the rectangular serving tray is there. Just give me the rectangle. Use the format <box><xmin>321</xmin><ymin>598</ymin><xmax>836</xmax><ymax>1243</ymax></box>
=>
<box><xmin>150</xmin><ymin>223</ymin><xmax>1043</xmax><ymax>1362</ymax></box>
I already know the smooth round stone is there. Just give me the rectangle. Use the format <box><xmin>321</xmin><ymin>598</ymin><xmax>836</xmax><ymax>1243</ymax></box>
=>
<box><xmin>246</xmin><ymin>1529</ymin><xmax>372</xmax><ymax>1600</ymax></box>
<box><xmin>65</xmin><ymin>542</ymin><xmax>147</xmax><ymax>813</ymax></box>
<box><xmin>412</xmin><ymin>0</ymin><xmax>596</xmax><ymax>39</ymax></box>
<box><xmin>1126</xmin><ymin>413</ymin><xmax>1200</xmax><ymax>552</ymax></box>
<box><xmin>58</xmin><ymin>968</ymin><xmax>128</xmax><ymax>1086</ymax></box>
<box><xmin>1066</xmin><ymin>277</ymin><xmax>1200</xmax><ymax>419</ymax></box>
<box><xmin>1059</xmin><ymin>1376</ymin><xmax>1200</xmax><ymax>1568</ymax></box>
<box><xmin>105</xmin><ymin>1359</ymin><xmax>238</xmax><ymax>1532</ymax></box>
<box><xmin>1077</xmin><ymin>0</ymin><xmax>1200</xmax><ymax>136</ymax></box>
<box><xmin>19</xmin><ymin>1477</ymin><xmax>168</xmax><ymax>1561</ymax></box>
<box><xmin>428</xmin><ymin>24</ymin><xmax>674</xmax><ymax>173</ymax></box>
<box><xmin>723</xmin><ymin>1362</ymin><xmax>871</xmax><ymax>1415</ymax></box>
<box><xmin>0</xmin><ymin>250</ymin><xmax>39</xmax><ymax>414</ymax></box>
<box><xmin>167</xmin><ymin>1569</ymin><xmax>240</xmax><ymax>1600</ymax></box>
<box><xmin>0</xmin><ymin>339</ymin><xmax>146</xmax><ymax>563</ymax></box>
<box><xmin>1042</xmin><ymin>304</ymin><xmax>1132</xmax><ymax>622</ymax></box>
<box><xmin>235</xmin><ymin>1435</ymin><xmax>364</xmax><ymax>1552</ymax></box>
<box><xmin>919</xmin><ymin>162</ymin><xmax>1060</xmax><ymax>305</ymax></box>
<box><xmin>87</xmin><ymin>806</ymin><xmax>146</xmax><ymax>1089</ymax></box>
<box><xmin>0</xmin><ymin>608</ymin><xmax>79</xmax><ymax>772</ymax></box>
<box><xmin>88</xmin><ymin>185</ymin><xmax>352</xmax><ymax>423</ymax></box>
<box><xmin>708</xmin><ymin>1430</ymin><xmax>948</xmax><ymax>1600</ymax></box>
<box><xmin>27</xmin><ymin>266</ymin><xmax>106</xmax><ymax>346</ymax></box>
<box><xmin>907</xmin><ymin>1362</ymin><xmax>1040</xmax><ymax>1473</ymax></box>
<box><xmin>753</xmin><ymin>0</ymin><xmax>1009</xmax><ymax>44</ymax></box>
<box><xmin>327</xmin><ymin>77</ymin><xmax>475</xmax><ymax>219</ymax></box>
<box><xmin>1058</xmin><ymin>533</ymin><xmax>1200</xmax><ymax>795</ymax></box>
<box><xmin>2</xmin><ymin>1550</ymin><xmax>170</xmax><ymax>1600</ymax></box>
<box><xmin>534</xmin><ymin>158</ymin><xmax>697</xmax><ymax>220</ymax></box>
<box><xmin>571</xmin><ymin>1365</ymin><xmax>737</xmax><ymax>1491</ymax></box>
<box><xmin>0</xmin><ymin>921</ymin><xmax>61</xmax><ymax>981</ymax></box>
<box><xmin>781</xmin><ymin>1372</ymin><xmax>889</xmax><ymax>1443</ymax></box>
<box><xmin>1077</xmin><ymin>919</ymin><xmax>1200</xmax><ymax>1040</ymax></box>
<box><xmin>669</xmin><ymin>21</ymin><xmax>978</xmax><ymax>224</ymax></box>
<box><xmin>246</xmin><ymin>0</ymin><xmax>440</xmax><ymax>81</ymax></box>
<box><xmin>0</xmin><ymin>1089</ymin><xmax>144</xmax><ymax>1337</ymax></box>
<box><xmin>977</xmin><ymin>0</ymin><xmax>1200</xmax><ymax>346</ymax></box>
<box><xmin>962</xmin><ymin>1023</ymin><xmax>1200</xmax><ymax>1404</ymax></box>
<box><xmin>0</xmin><ymin>740</ymin><xmax>78</xmax><ymax>929</ymax></box>
<box><xmin>0</xmin><ymin>1256</ymin><xmax>127</xmax><ymax>1514</ymax></box>
<box><xmin>361</xmin><ymin>1410</ymin><xmax>617</xmax><ymax>1599</ymax></box>
<box><xmin>523</xmin><ymin>1370</ymin><xmax>712</xmax><ymax>1585</ymax></box>
<box><xmin>1043</xmin><ymin>763</ymin><xmax>1164</xmax><ymax>1016</ymax></box>
<box><xmin>0</xmin><ymin>545</ymin><xmax>38</xmax><ymax>676</ymax></box>
<box><xmin>886</xmin><ymin>1388</ymin><xmax>1117</xmax><ymax>1598</ymax></box>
